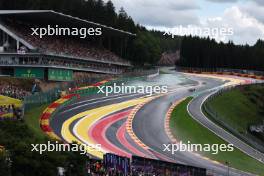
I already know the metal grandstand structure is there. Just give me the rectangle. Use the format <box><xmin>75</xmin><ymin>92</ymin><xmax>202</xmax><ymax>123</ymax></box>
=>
<box><xmin>0</xmin><ymin>10</ymin><xmax>135</xmax><ymax>80</ymax></box>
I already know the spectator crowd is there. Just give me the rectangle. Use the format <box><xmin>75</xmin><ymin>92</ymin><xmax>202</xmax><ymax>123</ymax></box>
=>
<box><xmin>0</xmin><ymin>84</ymin><xmax>27</xmax><ymax>119</ymax></box>
<box><xmin>5</xmin><ymin>20</ymin><xmax>130</xmax><ymax>65</ymax></box>
<box><xmin>0</xmin><ymin>104</ymin><xmax>23</xmax><ymax>120</ymax></box>
<box><xmin>0</xmin><ymin>85</ymin><xmax>31</xmax><ymax>100</ymax></box>
<box><xmin>76</xmin><ymin>154</ymin><xmax>206</xmax><ymax>176</ymax></box>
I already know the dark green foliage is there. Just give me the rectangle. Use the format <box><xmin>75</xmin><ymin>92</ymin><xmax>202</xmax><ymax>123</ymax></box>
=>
<box><xmin>129</xmin><ymin>31</ymin><xmax>161</xmax><ymax>64</ymax></box>
<box><xmin>0</xmin><ymin>151</ymin><xmax>11</xmax><ymax>176</ymax></box>
<box><xmin>179</xmin><ymin>36</ymin><xmax>264</xmax><ymax>71</ymax></box>
<box><xmin>0</xmin><ymin>121</ymin><xmax>87</xmax><ymax>176</ymax></box>
<box><xmin>242</xmin><ymin>85</ymin><xmax>264</xmax><ymax>115</ymax></box>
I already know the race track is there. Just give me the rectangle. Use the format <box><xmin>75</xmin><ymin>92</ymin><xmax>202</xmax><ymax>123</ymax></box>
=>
<box><xmin>50</xmin><ymin>70</ymin><xmax>263</xmax><ymax>176</ymax></box>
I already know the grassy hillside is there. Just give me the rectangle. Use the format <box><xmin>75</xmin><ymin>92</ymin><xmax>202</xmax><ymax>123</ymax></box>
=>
<box><xmin>170</xmin><ymin>98</ymin><xmax>264</xmax><ymax>175</ymax></box>
<box><xmin>207</xmin><ymin>85</ymin><xmax>264</xmax><ymax>133</ymax></box>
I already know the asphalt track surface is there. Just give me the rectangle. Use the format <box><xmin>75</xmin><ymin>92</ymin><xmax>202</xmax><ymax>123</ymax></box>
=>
<box><xmin>50</xmin><ymin>71</ymin><xmax>263</xmax><ymax>176</ymax></box>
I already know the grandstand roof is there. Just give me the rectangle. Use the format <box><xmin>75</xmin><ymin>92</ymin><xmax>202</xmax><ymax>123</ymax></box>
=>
<box><xmin>0</xmin><ymin>10</ymin><xmax>136</xmax><ymax>36</ymax></box>
<box><xmin>0</xmin><ymin>22</ymin><xmax>35</xmax><ymax>50</ymax></box>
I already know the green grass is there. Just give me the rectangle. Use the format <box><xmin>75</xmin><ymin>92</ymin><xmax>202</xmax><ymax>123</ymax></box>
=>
<box><xmin>208</xmin><ymin>86</ymin><xmax>264</xmax><ymax>134</ymax></box>
<box><xmin>170</xmin><ymin>98</ymin><xmax>264</xmax><ymax>175</ymax></box>
<box><xmin>24</xmin><ymin>104</ymin><xmax>49</xmax><ymax>140</ymax></box>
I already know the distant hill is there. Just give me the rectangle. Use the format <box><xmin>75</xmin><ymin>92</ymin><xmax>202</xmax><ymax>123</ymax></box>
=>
<box><xmin>158</xmin><ymin>51</ymin><xmax>180</xmax><ymax>66</ymax></box>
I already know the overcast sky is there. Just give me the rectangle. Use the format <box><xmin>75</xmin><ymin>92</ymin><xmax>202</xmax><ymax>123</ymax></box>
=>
<box><xmin>108</xmin><ymin>0</ymin><xmax>264</xmax><ymax>45</ymax></box>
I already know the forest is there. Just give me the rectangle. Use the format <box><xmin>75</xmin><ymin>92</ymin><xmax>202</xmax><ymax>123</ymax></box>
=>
<box><xmin>178</xmin><ymin>36</ymin><xmax>264</xmax><ymax>71</ymax></box>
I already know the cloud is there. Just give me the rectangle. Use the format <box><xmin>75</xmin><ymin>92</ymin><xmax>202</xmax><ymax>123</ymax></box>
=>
<box><xmin>165</xmin><ymin>1</ymin><xmax>200</xmax><ymax>11</ymax></box>
<box><xmin>206</xmin><ymin>0</ymin><xmax>238</xmax><ymax>3</ymax></box>
<box><xmin>252</xmin><ymin>0</ymin><xmax>264</xmax><ymax>6</ymax></box>
<box><xmin>214</xmin><ymin>6</ymin><xmax>264</xmax><ymax>45</ymax></box>
<box><xmin>136</xmin><ymin>10</ymin><xmax>200</xmax><ymax>27</ymax></box>
<box><xmin>159</xmin><ymin>6</ymin><xmax>264</xmax><ymax>45</ymax></box>
<box><xmin>109</xmin><ymin>0</ymin><xmax>200</xmax><ymax>27</ymax></box>
<box><xmin>240</xmin><ymin>1</ymin><xmax>264</xmax><ymax>24</ymax></box>
<box><xmin>107</xmin><ymin>0</ymin><xmax>264</xmax><ymax>44</ymax></box>
<box><xmin>206</xmin><ymin>0</ymin><xmax>264</xmax><ymax>6</ymax></box>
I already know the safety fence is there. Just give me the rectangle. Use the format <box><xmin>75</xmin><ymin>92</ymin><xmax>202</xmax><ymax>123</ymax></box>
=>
<box><xmin>23</xmin><ymin>68</ymin><xmax>159</xmax><ymax>113</ymax></box>
<box><xmin>23</xmin><ymin>77</ymin><xmax>104</xmax><ymax>112</ymax></box>
<box><xmin>202</xmin><ymin>83</ymin><xmax>264</xmax><ymax>153</ymax></box>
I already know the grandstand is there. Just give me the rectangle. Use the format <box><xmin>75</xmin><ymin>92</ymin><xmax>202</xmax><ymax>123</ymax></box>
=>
<box><xmin>0</xmin><ymin>10</ymin><xmax>135</xmax><ymax>81</ymax></box>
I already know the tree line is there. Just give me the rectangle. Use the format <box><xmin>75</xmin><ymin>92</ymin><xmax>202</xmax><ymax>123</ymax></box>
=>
<box><xmin>178</xmin><ymin>36</ymin><xmax>264</xmax><ymax>71</ymax></box>
<box><xmin>0</xmin><ymin>0</ymin><xmax>181</xmax><ymax>65</ymax></box>
<box><xmin>0</xmin><ymin>120</ymin><xmax>87</xmax><ymax>176</ymax></box>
